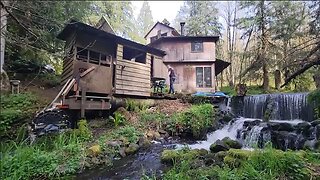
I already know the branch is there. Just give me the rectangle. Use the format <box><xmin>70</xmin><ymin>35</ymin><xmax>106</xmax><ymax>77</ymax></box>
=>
<box><xmin>280</xmin><ymin>42</ymin><xmax>320</xmax><ymax>88</ymax></box>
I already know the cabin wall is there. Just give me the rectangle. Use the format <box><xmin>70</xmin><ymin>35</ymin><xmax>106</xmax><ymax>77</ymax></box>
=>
<box><xmin>153</xmin><ymin>41</ymin><xmax>215</xmax><ymax>62</ymax></box>
<box><xmin>166</xmin><ymin>62</ymin><xmax>216</xmax><ymax>93</ymax></box>
<box><xmin>146</xmin><ymin>24</ymin><xmax>175</xmax><ymax>44</ymax></box>
<box><xmin>61</xmin><ymin>32</ymin><xmax>76</xmax><ymax>85</ymax></box>
<box><xmin>152</xmin><ymin>55</ymin><xmax>168</xmax><ymax>79</ymax></box>
<box><xmin>115</xmin><ymin>44</ymin><xmax>152</xmax><ymax>97</ymax></box>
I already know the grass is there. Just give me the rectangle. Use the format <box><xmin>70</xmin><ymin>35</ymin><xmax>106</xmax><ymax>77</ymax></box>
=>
<box><xmin>0</xmin><ymin>93</ymin><xmax>41</xmax><ymax>138</ymax></box>
<box><xmin>158</xmin><ymin>145</ymin><xmax>320</xmax><ymax>180</ymax></box>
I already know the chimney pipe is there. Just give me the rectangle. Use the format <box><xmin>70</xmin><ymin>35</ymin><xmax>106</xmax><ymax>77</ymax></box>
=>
<box><xmin>180</xmin><ymin>22</ymin><xmax>185</xmax><ymax>36</ymax></box>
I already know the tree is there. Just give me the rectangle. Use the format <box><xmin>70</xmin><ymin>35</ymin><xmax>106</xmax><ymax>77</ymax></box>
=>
<box><xmin>89</xmin><ymin>1</ymin><xmax>140</xmax><ymax>42</ymax></box>
<box><xmin>174</xmin><ymin>1</ymin><xmax>222</xmax><ymax>36</ymax></box>
<box><xmin>136</xmin><ymin>1</ymin><xmax>154</xmax><ymax>44</ymax></box>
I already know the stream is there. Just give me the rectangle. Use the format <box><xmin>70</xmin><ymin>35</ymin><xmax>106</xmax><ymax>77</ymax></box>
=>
<box><xmin>76</xmin><ymin>92</ymin><xmax>318</xmax><ymax>179</ymax></box>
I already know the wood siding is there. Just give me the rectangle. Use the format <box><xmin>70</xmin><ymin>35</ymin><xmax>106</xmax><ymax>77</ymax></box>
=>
<box><xmin>115</xmin><ymin>44</ymin><xmax>151</xmax><ymax>97</ymax></box>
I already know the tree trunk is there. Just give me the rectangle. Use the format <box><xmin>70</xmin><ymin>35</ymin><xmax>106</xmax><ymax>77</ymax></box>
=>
<box><xmin>260</xmin><ymin>0</ymin><xmax>269</xmax><ymax>91</ymax></box>
<box><xmin>0</xmin><ymin>1</ymin><xmax>9</xmax><ymax>91</ymax></box>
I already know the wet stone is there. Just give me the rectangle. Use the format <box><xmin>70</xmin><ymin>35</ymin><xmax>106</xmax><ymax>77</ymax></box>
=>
<box><xmin>210</xmin><ymin>140</ymin><xmax>229</xmax><ymax>153</ymax></box>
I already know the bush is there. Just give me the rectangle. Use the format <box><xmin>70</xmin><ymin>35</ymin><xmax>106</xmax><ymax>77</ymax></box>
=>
<box><xmin>0</xmin><ymin>93</ymin><xmax>39</xmax><ymax>137</ymax></box>
<box><xmin>175</xmin><ymin>104</ymin><xmax>215</xmax><ymax>138</ymax></box>
<box><xmin>111</xmin><ymin>126</ymin><xmax>142</xmax><ymax>144</ymax></box>
<box><xmin>73</xmin><ymin>119</ymin><xmax>92</xmax><ymax>141</ymax></box>
<box><xmin>1</xmin><ymin>132</ymin><xmax>85</xmax><ymax>179</ymax></box>
<box><xmin>308</xmin><ymin>89</ymin><xmax>320</xmax><ymax>118</ymax></box>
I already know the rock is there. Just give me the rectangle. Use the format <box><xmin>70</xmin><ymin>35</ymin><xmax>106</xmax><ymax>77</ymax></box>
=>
<box><xmin>210</xmin><ymin>140</ymin><xmax>229</xmax><ymax>153</ymax></box>
<box><xmin>315</xmin><ymin>141</ymin><xmax>320</xmax><ymax>150</ymax></box>
<box><xmin>311</xmin><ymin>120</ymin><xmax>320</xmax><ymax>126</ymax></box>
<box><xmin>198</xmin><ymin>148</ymin><xmax>209</xmax><ymax>157</ymax></box>
<box><xmin>277</xmin><ymin>122</ymin><xmax>295</xmax><ymax>131</ymax></box>
<box><xmin>222</xmin><ymin>137</ymin><xmax>242</xmax><ymax>149</ymax></box>
<box><xmin>161</xmin><ymin>149</ymin><xmax>179</xmax><ymax>164</ymax></box>
<box><xmin>271</xmin><ymin>131</ymin><xmax>298</xmax><ymax>150</ymax></box>
<box><xmin>154</xmin><ymin>132</ymin><xmax>161</xmax><ymax>140</ymax></box>
<box><xmin>243</xmin><ymin>120</ymin><xmax>261</xmax><ymax>128</ymax></box>
<box><xmin>315</xmin><ymin>125</ymin><xmax>320</xmax><ymax>140</ymax></box>
<box><xmin>138</xmin><ymin>136</ymin><xmax>151</xmax><ymax>148</ymax></box>
<box><xmin>158</xmin><ymin>129</ymin><xmax>167</xmax><ymax>134</ymax></box>
<box><xmin>295</xmin><ymin>122</ymin><xmax>311</xmax><ymax>133</ymax></box>
<box><xmin>88</xmin><ymin>145</ymin><xmax>101</xmax><ymax>157</ymax></box>
<box><xmin>119</xmin><ymin>147</ymin><xmax>126</xmax><ymax>157</ymax></box>
<box><xmin>125</xmin><ymin>143</ymin><xmax>139</xmax><ymax>155</ymax></box>
<box><xmin>106</xmin><ymin>140</ymin><xmax>122</xmax><ymax>147</ymax></box>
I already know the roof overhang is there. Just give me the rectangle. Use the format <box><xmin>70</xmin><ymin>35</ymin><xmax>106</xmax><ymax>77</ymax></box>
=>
<box><xmin>144</xmin><ymin>21</ymin><xmax>180</xmax><ymax>39</ymax></box>
<box><xmin>148</xmin><ymin>36</ymin><xmax>220</xmax><ymax>46</ymax></box>
<box><xmin>57</xmin><ymin>20</ymin><xmax>166</xmax><ymax>57</ymax></box>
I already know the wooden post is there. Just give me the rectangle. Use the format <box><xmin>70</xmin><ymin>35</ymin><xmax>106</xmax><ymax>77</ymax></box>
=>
<box><xmin>80</xmin><ymin>86</ymin><xmax>86</xmax><ymax>118</ymax></box>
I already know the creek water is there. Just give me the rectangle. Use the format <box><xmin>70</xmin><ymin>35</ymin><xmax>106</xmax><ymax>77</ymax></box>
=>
<box><xmin>76</xmin><ymin>92</ymin><xmax>317</xmax><ymax>179</ymax></box>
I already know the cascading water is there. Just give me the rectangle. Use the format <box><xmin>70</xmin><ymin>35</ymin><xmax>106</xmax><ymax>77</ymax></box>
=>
<box><xmin>182</xmin><ymin>92</ymin><xmax>317</xmax><ymax>151</ymax></box>
<box><xmin>241</xmin><ymin>92</ymin><xmax>314</xmax><ymax>121</ymax></box>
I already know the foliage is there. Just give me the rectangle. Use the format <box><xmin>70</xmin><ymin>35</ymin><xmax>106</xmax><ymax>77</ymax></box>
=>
<box><xmin>173</xmin><ymin>104</ymin><xmax>214</xmax><ymax>138</ymax></box>
<box><xmin>110</xmin><ymin>126</ymin><xmax>142</xmax><ymax>144</ymax></box>
<box><xmin>126</xmin><ymin>99</ymin><xmax>149</xmax><ymax>112</ymax></box>
<box><xmin>114</xmin><ymin>111</ymin><xmax>125</xmax><ymax>127</ymax></box>
<box><xmin>0</xmin><ymin>93</ymin><xmax>38</xmax><ymax>136</ymax></box>
<box><xmin>73</xmin><ymin>119</ymin><xmax>92</xmax><ymax>141</ymax></box>
<box><xmin>136</xmin><ymin>1</ymin><xmax>154</xmax><ymax>44</ymax></box>
<box><xmin>160</xmin><ymin>146</ymin><xmax>314</xmax><ymax>180</ymax></box>
<box><xmin>308</xmin><ymin>89</ymin><xmax>320</xmax><ymax>118</ymax></box>
<box><xmin>0</xmin><ymin>132</ymin><xmax>85</xmax><ymax>179</ymax></box>
<box><xmin>38</xmin><ymin>73</ymin><xmax>60</xmax><ymax>87</ymax></box>
<box><xmin>174</xmin><ymin>1</ymin><xmax>222</xmax><ymax>36</ymax></box>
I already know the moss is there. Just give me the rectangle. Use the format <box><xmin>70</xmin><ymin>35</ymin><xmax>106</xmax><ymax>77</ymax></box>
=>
<box><xmin>223</xmin><ymin>149</ymin><xmax>251</xmax><ymax>168</ymax></box>
<box><xmin>161</xmin><ymin>150</ymin><xmax>180</xmax><ymax>164</ymax></box>
<box><xmin>88</xmin><ymin>145</ymin><xmax>101</xmax><ymax>157</ymax></box>
<box><xmin>222</xmin><ymin>137</ymin><xmax>242</xmax><ymax>149</ymax></box>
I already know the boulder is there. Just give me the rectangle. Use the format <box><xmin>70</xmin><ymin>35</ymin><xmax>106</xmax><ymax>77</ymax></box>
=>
<box><xmin>311</xmin><ymin>120</ymin><xmax>320</xmax><ymax>126</ymax></box>
<box><xmin>222</xmin><ymin>137</ymin><xmax>242</xmax><ymax>149</ymax></box>
<box><xmin>138</xmin><ymin>136</ymin><xmax>151</xmax><ymax>148</ymax></box>
<box><xmin>210</xmin><ymin>140</ymin><xmax>229</xmax><ymax>153</ymax></box>
<box><xmin>295</xmin><ymin>122</ymin><xmax>311</xmax><ymax>133</ymax></box>
<box><xmin>277</xmin><ymin>122</ymin><xmax>295</xmax><ymax>131</ymax></box>
<box><xmin>271</xmin><ymin>131</ymin><xmax>298</xmax><ymax>150</ymax></box>
<box><xmin>119</xmin><ymin>147</ymin><xmax>126</xmax><ymax>157</ymax></box>
<box><xmin>316</xmin><ymin>125</ymin><xmax>320</xmax><ymax>140</ymax></box>
<box><xmin>88</xmin><ymin>145</ymin><xmax>101</xmax><ymax>157</ymax></box>
<box><xmin>125</xmin><ymin>143</ymin><xmax>139</xmax><ymax>155</ymax></box>
<box><xmin>243</xmin><ymin>120</ymin><xmax>261</xmax><ymax>128</ymax></box>
<box><xmin>146</xmin><ymin>130</ymin><xmax>161</xmax><ymax>140</ymax></box>
<box><xmin>106</xmin><ymin>140</ymin><xmax>122</xmax><ymax>147</ymax></box>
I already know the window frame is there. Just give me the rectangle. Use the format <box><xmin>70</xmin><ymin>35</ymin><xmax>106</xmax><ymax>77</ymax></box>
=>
<box><xmin>191</xmin><ymin>41</ymin><xmax>204</xmax><ymax>53</ymax></box>
<box><xmin>195</xmin><ymin>66</ymin><xmax>212</xmax><ymax>88</ymax></box>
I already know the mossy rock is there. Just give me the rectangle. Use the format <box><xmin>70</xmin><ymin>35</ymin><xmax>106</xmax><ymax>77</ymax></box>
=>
<box><xmin>210</xmin><ymin>140</ymin><xmax>229</xmax><ymax>153</ymax></box>
<box><xmin>222</xmin><ymin>137</ymin><xmax>242</xmax><ymax>149</ymax></box>
<box><xmin>161</xmin><ymin>149</ymin><xmax>180</xmax><ymax>164</ymax></box>
<box><xmin>125</xmin><ymin>143</ymin><xmax>139</xmax><ymax>155</ymax></box>
<box><xmin>88</xmin><ymin>145</ymin><xmax>101</xmax><ymax>157</ymax></box>
<box><xmin>223</xmin><ymin>149</ymin><xmax>251</xmax><ymax>168</ymax></box>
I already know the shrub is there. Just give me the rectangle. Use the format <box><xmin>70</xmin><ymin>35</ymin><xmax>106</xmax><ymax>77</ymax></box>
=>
<box><xmin>0</xmin><ymin>93</ymin><xmax>39</xmax><ymax>137</ymax></box>
<box><xmin>73</xmin><ymin>119</ymin><xmax>92</xmax><ymax>141</ymax></box>
<box><xmin>114</xmin><ymin>111</ymin><xmax>125</xmax><ymax>127</ymax></box>
<box><xmin>111</xmin><ymin>126</ymin><xmax>142</xmax><ymax>144</ymax></box>
<box><xmin>308</xmin><ymin>89</ymin><xmax>320</xmax><ymax>118</ymax></box>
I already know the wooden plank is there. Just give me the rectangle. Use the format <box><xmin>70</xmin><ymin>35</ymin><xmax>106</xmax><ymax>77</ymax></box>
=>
<box><xmin>116</xmin><ymin>71</ymin><xmax>150</xmax><ymax>79</ymax></box>
<box><xmin>118</xmin><ymin>59</ymin><xmax>149</xmax><ymax>68</ymax></box>
<box><xmin>61</xmin><ymin>71</ymin><xmax>74</xmax><ymax>83</ymax></box>
<box><xmin>116</xmin><ymin>79</ymin><xmax>150</xmax><ymax>87</ymax></box>
<box><xmin>117</xmin><ymin>62</ymin><xmax>150</xmax><ymax>72</ymax></box>
<box><xmin>116</xmin><ymin>74</ymin><xmax>150</xmax><ymax>82</ymax></box>
<box><xmin>116</xmin><ymin>64</ymin><xmax>150</xmax><ymax>73</ymax></box>
<box><xmin>61</xmin><ymin>67</ymin><xmax>73</xmax><ymax>78</ymax></box>
<box><xmin>115</xmin><ymin>89</ymin><xmax>150</xmax><ymax>97</ymax></box>
<box><xmin>116</xmin><ymin>85</ymin><xmax>150</xmax><ymax>92</ymax></box>
<box><xmin>116</xmin><ymin>82</ymin><xmax>150</xmax><ymax>89</ymax></box>
<box><xmin>116</xmin><ymin>66</ymin><xmax>150</xmax><ymax>76</ymax></box>
<box><xmin>63</xmin><ymin>60</ymin><xmax>74</xmax><ymax>72</ymax></box>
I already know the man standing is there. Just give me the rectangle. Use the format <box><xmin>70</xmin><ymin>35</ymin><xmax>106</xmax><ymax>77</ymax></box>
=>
<box><xmin>168</xmin><ymin>66</ymin><xmax>176</xmax><ymax>94</ymax></box>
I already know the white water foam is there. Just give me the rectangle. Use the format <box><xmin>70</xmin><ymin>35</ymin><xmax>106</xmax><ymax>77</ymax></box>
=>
<box><xmin>177</xmin><ymin>117</ymin><xmax>257</xmax><ymax>150</ymax></box>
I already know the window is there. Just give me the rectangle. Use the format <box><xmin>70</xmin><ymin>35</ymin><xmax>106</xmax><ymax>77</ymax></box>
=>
<box><xmin>191</xmin><ymin>41</ymin><xmax>203</xmax><ymax>52</ymax></box>
<box><xmin>196</xmin><ymin>67</ymin><xmax>212</xmax><ymax>88</ymax></box>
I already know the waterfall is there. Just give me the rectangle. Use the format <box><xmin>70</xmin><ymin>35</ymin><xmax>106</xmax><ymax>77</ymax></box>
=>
<box><xmin>178</xmin><ymin>92</ymin><xmax>317</xmax><ymax>151</ymax></box>
<box><xmin>237</xmin><ymin>92</ymin><xmax>314</xmax><ymax>121</ymax></box>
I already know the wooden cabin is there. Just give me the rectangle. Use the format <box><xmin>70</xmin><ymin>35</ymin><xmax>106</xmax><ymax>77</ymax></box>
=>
<box><xmin>146</xmin><ymin>22</ymin><xmax>230</xmax><ymax>93</ymax></box>
<box><xmin>57</xmin><ymin>19</ymin><xmax>165</xmax><ymax>99</ymax></box>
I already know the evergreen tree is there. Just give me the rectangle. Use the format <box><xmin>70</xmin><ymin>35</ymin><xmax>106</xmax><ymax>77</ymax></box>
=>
<box><xmin>136</xmin><ymin>1</ymin><xmax>154</xmax><ymax>44</ymax></box>
<box><xmin>174</xmin><ymin>1</ymin><xmax>222</xmax><ymax>36</ymax></box>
